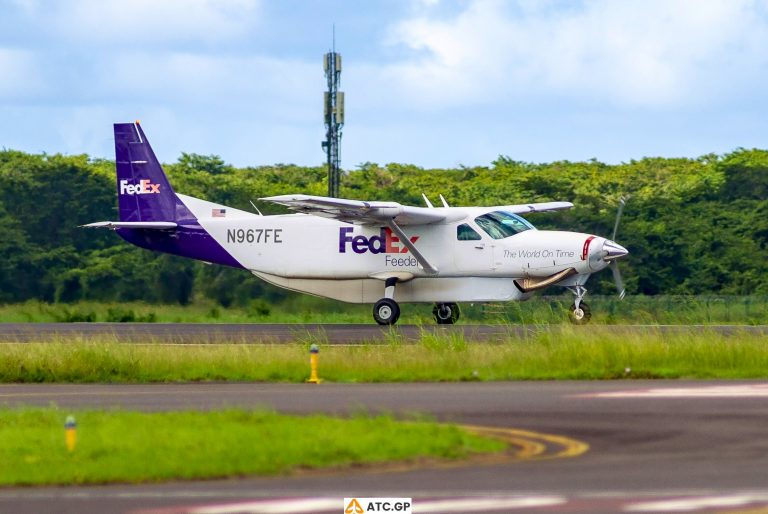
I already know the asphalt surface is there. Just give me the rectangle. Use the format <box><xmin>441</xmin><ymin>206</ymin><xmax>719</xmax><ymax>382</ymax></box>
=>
<box><xmin>1</xmin><ymin>322</ymin><xmax>767</xmax><ymax>343</ymax></box>
<box><xmin>1</xmin><ymin>381</ymin><xmax>768</xmax><ymax>513</ymax></box>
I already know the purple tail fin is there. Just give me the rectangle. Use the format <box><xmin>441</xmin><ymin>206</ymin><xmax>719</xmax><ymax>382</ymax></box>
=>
<box><xmin>114</xmin><ymin>122</ymin><xmax>193</xmax><ymax>222</ymax></box>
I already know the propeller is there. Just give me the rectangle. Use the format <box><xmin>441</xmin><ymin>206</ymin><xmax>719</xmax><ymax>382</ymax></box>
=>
<box><xmin>611</xmin><ymin>260</ymin><xmax>626</xmax><ymax>300</ymax></box>
<box><xmin>609</xmin><ymin>196</ymin><xmax>628</xmax><ymax>300</ymax></box>
<box><xmin>611</xmin><ymin>196</ymin><xmax>626</xmax><ymax>242</ymax></box>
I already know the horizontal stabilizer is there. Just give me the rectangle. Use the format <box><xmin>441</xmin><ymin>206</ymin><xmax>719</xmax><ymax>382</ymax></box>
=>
<box><xmin>81</xmin><ymin>221</ymin><xmax>178</xmax><ymax>230</ymax></box>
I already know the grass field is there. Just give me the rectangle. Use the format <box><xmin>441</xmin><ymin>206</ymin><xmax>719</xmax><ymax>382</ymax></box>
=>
<box><xmin>0</xmin><ymin>408</ymin><xmax>503</xmax><ymax>485</ymax></box>
<box><xmin>1</xmin><ymin>296</ymin><xmax>766</xmax><ymax>324</ymax></box>
<box><xmin>1</xmin><ymin>327</ymin><xmax>766</xmax><ymax>382</ymax></box>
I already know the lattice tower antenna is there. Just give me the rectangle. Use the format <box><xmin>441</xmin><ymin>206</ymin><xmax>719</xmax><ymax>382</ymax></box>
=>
<box><xmin>322</xmin><ymin>27</ymin><xmax>344</xmax><ymax>197</ymax></box>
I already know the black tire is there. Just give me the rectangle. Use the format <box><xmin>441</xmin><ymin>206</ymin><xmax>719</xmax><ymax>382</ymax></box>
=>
<box><xmin>433</xmin><ymin>302</ymin><xmax>460</xmax><ymax>325</ymax></box>
<box><xmin>568</xmin><ymin>301</ymin><xmax>591</xmax><ymax>325</ymax></box>
<box><xmin>373</xmin><ymin>298</ymin><xmax>400</xmax><ymax>325</ymax></box>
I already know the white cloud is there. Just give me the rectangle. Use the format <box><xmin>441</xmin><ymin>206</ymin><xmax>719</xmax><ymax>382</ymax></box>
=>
<box><xmin>15</xmin><ymin>0</ymin><xmax>260</xmax><ymax>43</ymax></box>
<box><xmin>92</xmin><ymin>51</ymin><xmax>320</xmax><ymax>121</ymax></box>
<box><xmin>3</xmin><ymin>0</ymin><xmax>767</xmax><ymax>167</ymax></box>
<box><xmin>410</xmin><ymin>0</ymin><xmax>442</xmax><ymax>8</ymax></box>
<box><xmin>378</xmin><ymin>0</ymin><xmax>768</xmax><ymax>108</ymax></box>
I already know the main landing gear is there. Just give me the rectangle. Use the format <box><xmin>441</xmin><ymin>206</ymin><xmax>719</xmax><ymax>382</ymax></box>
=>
<box><xmin>373</xmin><ymin>298</ymin><xmax>400</xmax><ymax>325</ymax></box>
<box><xmin>433</xmin><ymin>302</ymin><xmax>460</xmax><ymax>325</ymax></box>
<box><xmin>567</xmin><ymin>285</ymin><xmax>592</xmax><ymax>325</ymax></box>
<box><xmin>373</xmin><ymin>278</ymin><xmax>401</xmax><ymax>325</ymax></box>
<box><xmin>372</xmin><ymin>278</ymin><xmax>461</xmax><ymax>325</ymax></box>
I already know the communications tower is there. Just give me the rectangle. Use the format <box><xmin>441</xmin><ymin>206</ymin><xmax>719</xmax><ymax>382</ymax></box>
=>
<box><xmin>322</xmin><ymin>36</ymin><xmax>344</xmax><ymax>198</ymax></box>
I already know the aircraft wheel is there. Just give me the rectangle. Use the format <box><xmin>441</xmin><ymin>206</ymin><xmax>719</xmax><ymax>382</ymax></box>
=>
<box><xmin>568</xmin><ymin>302</ymin><xmax>591</xmax><ymax>325</ymax></box>
<box><xmin>433</xmin><ymin>302</ymin><xmax>460</xmax><ymax>325</ymax></box>
<box><xmin>373</xmin><ymin>298</ymin><xmax>400</xmax><ymax>325</ymax></box>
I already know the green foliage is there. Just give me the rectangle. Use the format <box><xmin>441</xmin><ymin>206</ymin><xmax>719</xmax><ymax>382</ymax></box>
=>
<box><xmin>1</xmin><ymin>329</ymin><xmax>767</xmax><ymax>383</ymax></box>
<box><xmin>0</xmin><ymin>147</ymin><xmax>767</xmax><ymax>305</ymax></box>
<box><xmin>105</xmin><ymin>307</ymin><xmax>156</xmax><ymax>323</ymax></box>
<box><xmin>0</xmin><ymin>408</ymin><xmax>501</xmax><ymax>485</ymax></box>
<box><xmin>718</xmin><ymin>148</ymin><xmax>768</xmax><ymax>201</ymax></box>
<box><xmin>0</xmin><ymin>296</ymin><xmax>765</xmax><ymax>324</ymax></box>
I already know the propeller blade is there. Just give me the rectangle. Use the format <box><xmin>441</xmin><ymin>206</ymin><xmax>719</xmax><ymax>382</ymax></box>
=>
<box><xmin>611</xmin><ymin>196</ymin><xmax>627</xmax><ymax>241</ymax></box>
<box><xmin>610</xmin><ymin>260</ymin><xmax>626</xmax><ymax>300</ymax></box>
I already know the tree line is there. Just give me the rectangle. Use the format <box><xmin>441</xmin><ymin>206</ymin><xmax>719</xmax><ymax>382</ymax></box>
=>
<box><xmin>1</xmin><ymin>148</ymin><xmax>766</xmax><ymax>306</ymax></box>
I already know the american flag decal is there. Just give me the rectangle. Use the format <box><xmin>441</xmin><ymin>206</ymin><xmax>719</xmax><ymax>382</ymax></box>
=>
<box><xmin>212</xmin><ymin>208</ymin><xmax>226</xmax><ymax>218</ymax></box>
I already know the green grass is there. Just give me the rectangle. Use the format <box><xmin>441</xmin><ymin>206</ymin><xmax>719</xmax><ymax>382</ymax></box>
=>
<box><xmin>1</xmin><ymin>327</ymin><xmax>767</xmax><ymax>382</ymax></box>
<box><xmin>0</xmin><ymin>408</ymin><xmax>503</xmax><ymax>485</ymax></box>
<box><xmin>1</xmin><ymin>296</ymin><xmax>767</xmax><ymax>324</ymax></box>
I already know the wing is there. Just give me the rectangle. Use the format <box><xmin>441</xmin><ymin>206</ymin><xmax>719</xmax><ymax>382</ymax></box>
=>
<box><xmin>260</xmin><ymin>194</ymin><xmax>446</xmax><ymax>226</ymax></box>
<box><xmin>496</xmin><ymin>201</ymin><xmax>574</xmax><ymax>214</ymax></box>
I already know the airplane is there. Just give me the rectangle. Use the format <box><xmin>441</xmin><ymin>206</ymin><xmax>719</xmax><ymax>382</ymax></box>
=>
<box><xmin>84</xmin><ymin>122</ymin><xmax>629</xmax><ymax>325</ymax></box>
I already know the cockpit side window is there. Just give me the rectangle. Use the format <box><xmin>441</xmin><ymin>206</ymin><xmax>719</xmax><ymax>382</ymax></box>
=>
<box><xmin>457</xmin><ymin>223</ymin><xmax>482</xmax><ymax>241</ymax></box>
<box><xmin>474</xmin><ymin>211</ymin><xmax>535</xmax><ymax>239</ymax></box>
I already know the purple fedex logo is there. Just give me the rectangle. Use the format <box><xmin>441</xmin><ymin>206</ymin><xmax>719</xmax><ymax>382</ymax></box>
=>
<box><xmin>339</xmin><ymin>227</ymin><xmax>419</xmax><ymax>254</ymax></box>
<box><xmin>119</xmin><ymin>179</ymin><xmax>161</xmax><ymax>195</ymax></box>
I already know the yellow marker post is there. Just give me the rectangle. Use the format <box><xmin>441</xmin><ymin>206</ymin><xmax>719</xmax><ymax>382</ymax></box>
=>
<box><xmin>306</xmin><ymin>344</ymin><xmax>322</xmax><ymax>383</ymax></box>
<box><xmin>64</xmin><ymin>415</ymin><xmax>77</xmax><ymax>452</ymax></box>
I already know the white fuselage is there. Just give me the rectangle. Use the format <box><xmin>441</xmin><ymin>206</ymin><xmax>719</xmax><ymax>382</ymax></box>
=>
<box><xmin>181</xmin><ymin>195</ymin><xmax>610</xmax><ymax>304</ymax></box>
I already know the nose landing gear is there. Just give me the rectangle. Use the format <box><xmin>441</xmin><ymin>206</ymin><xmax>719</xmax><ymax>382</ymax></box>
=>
<box><xmin>567</xmin><ymin>285</ymin><xmax>592</xmax><ymax>325</ymax></box>
<box><xmin>568</xmin><ymin>301</ymin><xmax>591</xmax><ymax>324</ymax></box>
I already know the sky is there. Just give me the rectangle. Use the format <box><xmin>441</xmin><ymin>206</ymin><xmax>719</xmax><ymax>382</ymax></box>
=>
<box><xmin>2</xmin><ymin>0</ymin><xmax>768</xmax><ymax>169</ymax></box>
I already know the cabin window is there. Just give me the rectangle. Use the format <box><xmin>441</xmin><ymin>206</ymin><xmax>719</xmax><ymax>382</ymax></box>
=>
<box><xmin>474</xmin><ymin>211</ymin><xmax>535</xmax><ymax>239</ymax></box>
<box><xmin>457</xmin><ymin>223</ymin><xmax>482</xmax><ymax>241</ymax></box>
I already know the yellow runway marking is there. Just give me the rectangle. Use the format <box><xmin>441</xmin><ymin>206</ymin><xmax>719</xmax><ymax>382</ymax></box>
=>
<box><xmin>288</xmin><ymin>422</ymin><xmax>589</xmax><ymax>478</ymax></box>
<box><xmin>463</xmin><ymin>424</ymin><xmax>590</xmax><ymax>461</ymax></box>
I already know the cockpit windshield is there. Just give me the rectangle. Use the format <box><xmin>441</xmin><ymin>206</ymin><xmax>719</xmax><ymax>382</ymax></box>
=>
<box><xmin>474</xmin><ymin>211</ymin><xmax>535</xmax><ymax>239</ymax></box>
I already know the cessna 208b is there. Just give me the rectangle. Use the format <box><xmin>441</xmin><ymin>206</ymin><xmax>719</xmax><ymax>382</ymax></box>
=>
<box><xmin>84</xmin><ymin>122</ymin><xmax>629</xmax><ymax>325</ymax></box>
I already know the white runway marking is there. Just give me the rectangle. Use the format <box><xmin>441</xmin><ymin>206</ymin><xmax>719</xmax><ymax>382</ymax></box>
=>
<box><xmin>579</xmin><ymin>384</ymin><xmax>768</xmax><ymax>398</ymax></box>
<box><xmin>624</xmin><ymin>493</ymin><xmax>768</xmax><ymax>511</ymax></box>
<box><xmin>411</xmin><ymin>496</ymin><xmax>566</xmax><ymax>512</ymax></box>
<box><xmin>149</xmin><ymin>496</ymin><xmax>567</xmax><ymax>514</ymax></box>
<box><xmin>192</xmin><ymin>498</ymin><xmax>338</xmax><ymax>513</ymax></box>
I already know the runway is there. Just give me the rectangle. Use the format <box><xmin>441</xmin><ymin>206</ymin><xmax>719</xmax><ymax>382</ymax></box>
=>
<box><xmin>1</xmin><ymin>322</ymin><xmax>766</xmax><ymax>343</ymax></box>
<box><xmin>1</xmin><ymin>381</ymin><xmax>768</xmax><ymax>513</ymax></box>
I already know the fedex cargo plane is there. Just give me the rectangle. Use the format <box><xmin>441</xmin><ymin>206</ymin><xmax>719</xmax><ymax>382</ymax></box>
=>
<box><xmin>85</xmin><ymin>122</ymin><xmax>628</xmax><ymax>325</ymax></box>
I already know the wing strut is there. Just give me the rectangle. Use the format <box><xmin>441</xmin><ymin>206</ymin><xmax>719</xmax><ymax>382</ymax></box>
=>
<box><xmin>385</xmin><ymin>219</ymin><xmax>438</xmax><ymax>275</ymax></box>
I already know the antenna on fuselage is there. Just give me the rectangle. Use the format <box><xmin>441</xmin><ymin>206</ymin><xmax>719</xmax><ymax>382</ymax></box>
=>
<box><xmin>439</xmin><ymin>194</ymin><xmax>450</xmax><ymax>208</ymax></box>
<box><xmin>422</xmin><ymin>193</ymin><xmax>434</xmax><ymax>208</ymax></box>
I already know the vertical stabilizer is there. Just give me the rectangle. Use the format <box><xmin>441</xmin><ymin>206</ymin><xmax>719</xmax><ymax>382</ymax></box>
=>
<box><xmin>114</xmin><ymin>122</ymin><xmax>192</xmax><ymax>222</ymax></box>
